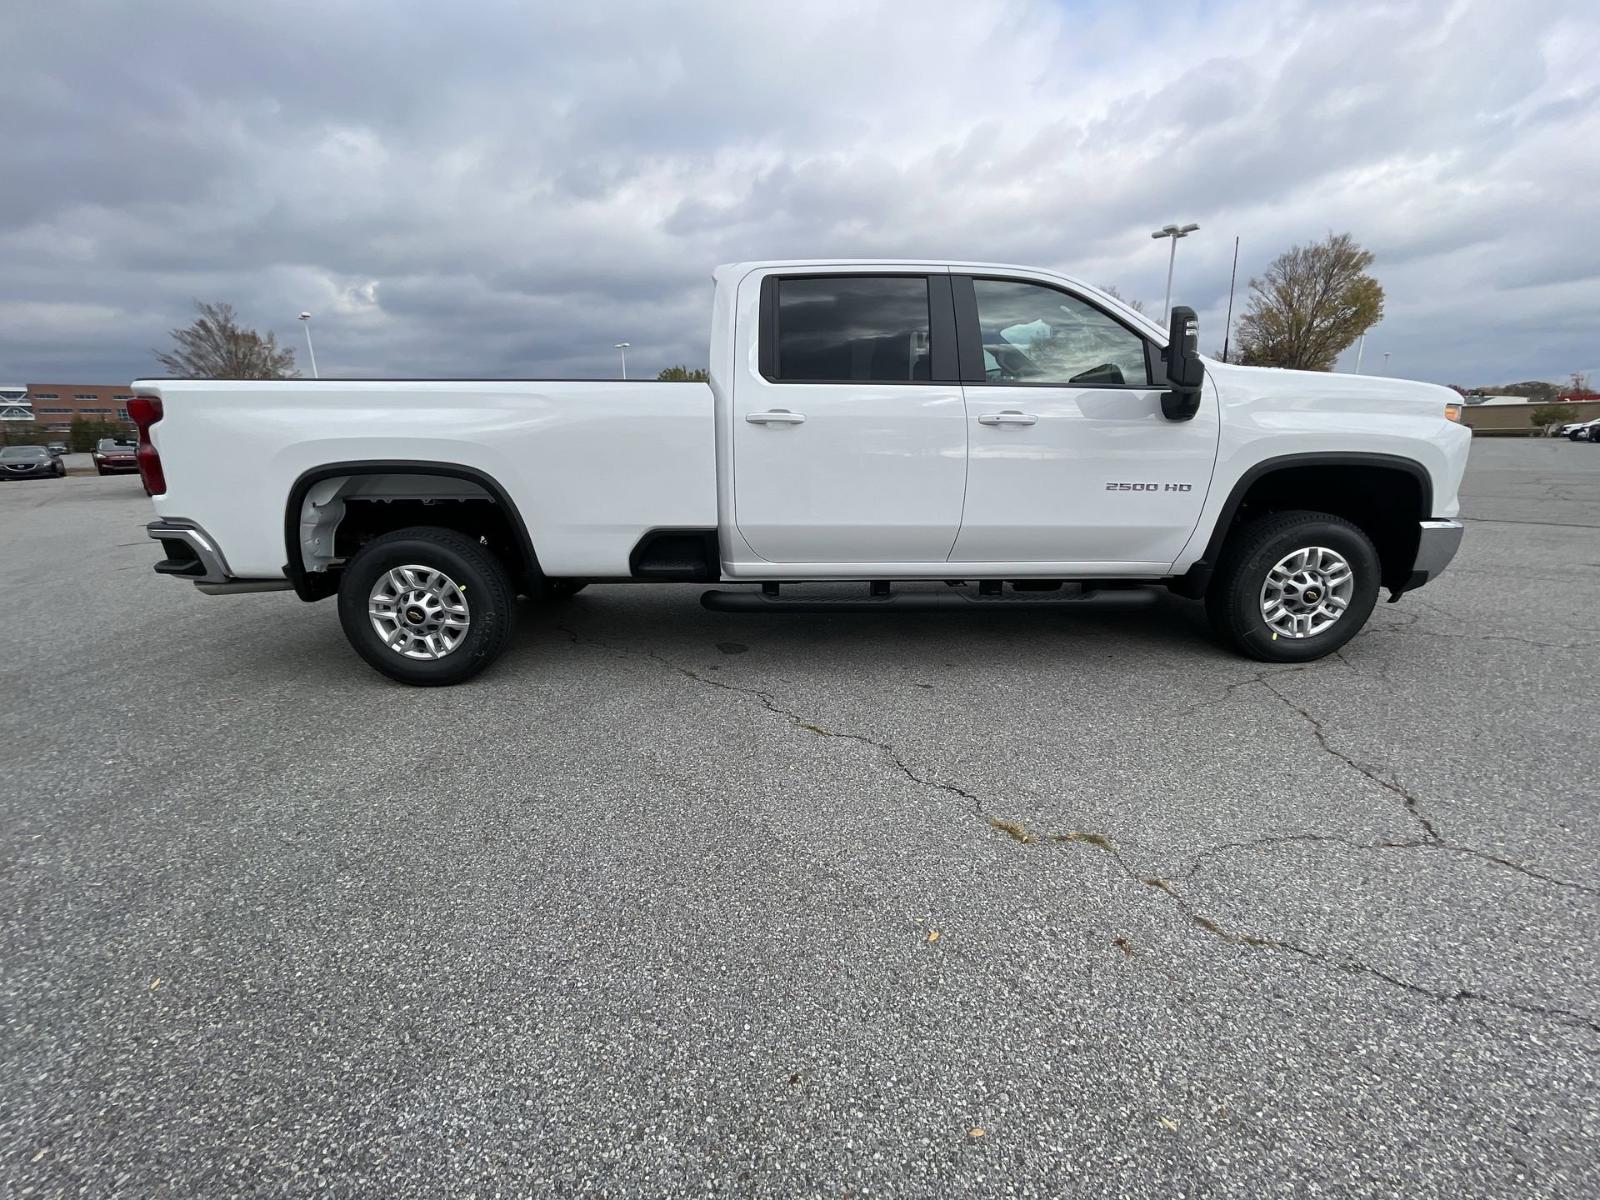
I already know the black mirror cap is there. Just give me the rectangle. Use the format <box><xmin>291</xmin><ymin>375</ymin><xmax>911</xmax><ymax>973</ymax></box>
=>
<box><xmin>1161</xmin><ymin>305</ymin><xmax>1204</xmax><ymax>420</ymax></box>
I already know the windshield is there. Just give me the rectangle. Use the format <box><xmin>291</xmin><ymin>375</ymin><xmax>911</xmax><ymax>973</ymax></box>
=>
<box><xmin>97</xmin><ymin>439</ymin><xmax>135</xmax><ymax>452</ymax></box>
<box><xmin>1</xmin><ymin>446</ymin><xmax>48</xmax><ymax>460</ymax></box>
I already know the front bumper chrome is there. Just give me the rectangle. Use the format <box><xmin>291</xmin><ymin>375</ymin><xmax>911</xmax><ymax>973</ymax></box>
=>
<box><xmin>1404</xmin><ymin>519</ymin><xmax>1464</xmax><ymax>590</ymax></box>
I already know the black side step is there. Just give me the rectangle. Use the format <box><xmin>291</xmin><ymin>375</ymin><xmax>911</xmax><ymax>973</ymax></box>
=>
<box><xmin>700</xmin><ymin>586</ymin><xmax>1157</xmax><ymax>613</ymax></box>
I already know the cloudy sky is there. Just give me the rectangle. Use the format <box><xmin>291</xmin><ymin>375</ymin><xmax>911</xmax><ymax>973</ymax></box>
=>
<box><xmin>3</xmin><ymin>0</ymin><xmax>1596</xmax><ymax>387</ymax></box>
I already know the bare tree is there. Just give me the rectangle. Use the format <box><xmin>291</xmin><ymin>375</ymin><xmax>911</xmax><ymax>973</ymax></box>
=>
<box><xmin>1235</xmin><ymin>233</ymin><xmax>1384</xmax><ymax>371</ymax></box>
<box><xmin>1098</xmin><ymin>285</ymin><xmax>1145</xmax><ymax>315</ymax></box>
<box><xmin>154</xmin><ymin>302</ymin><xmax>298</xmax><ymax>379</ymax></box>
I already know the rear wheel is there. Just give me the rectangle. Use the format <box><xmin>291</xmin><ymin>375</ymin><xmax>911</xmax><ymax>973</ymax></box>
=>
<box><xmin>1205</xmin><ymin>510</ymin><xmax>1381</xmax><ymax>662</ymax></box>
<box><xmin>337</xmin><ymin>526</ymin><xmax>515</xmax><ymax>686</ymax></box>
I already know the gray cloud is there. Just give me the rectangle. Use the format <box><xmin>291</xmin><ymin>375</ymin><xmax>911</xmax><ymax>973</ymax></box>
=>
<box><xmin>1</xmin><ymin>0</ymin><xmax>1595</xmax><ymax>387</ymax></box>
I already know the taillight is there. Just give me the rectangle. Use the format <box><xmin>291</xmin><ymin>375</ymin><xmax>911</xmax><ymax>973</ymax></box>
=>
<box><xmin>1444</xmin><ymin>402</ymin><xmax>1462</xmax><ymax>422</ymax></box>
<box><xmin>127</xmin><ymin>395</ymin><xmax>165</xmax><ymax>495</ymax></box>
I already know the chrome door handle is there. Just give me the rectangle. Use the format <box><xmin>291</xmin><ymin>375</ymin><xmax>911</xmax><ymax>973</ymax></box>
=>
<box><xmin>746</xmin><ymin>409</ymin><xmax>806</xmax><ymax>425</ymax></box>
<box><xmin>977</xmin><ymin>410</ymin><xmax>1037</xmax><ymax>426</ymax></box>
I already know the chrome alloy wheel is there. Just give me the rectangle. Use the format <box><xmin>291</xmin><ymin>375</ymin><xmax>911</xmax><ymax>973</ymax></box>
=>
<box><xmin>1259</xmin><ymin>546</ymin><xmax>1354</xmax><ymax>639</ymax></box>
<box><xmin>368</xmin><ymin>565</ymin><xmax>471</xmax><ymax>659</ymax></box>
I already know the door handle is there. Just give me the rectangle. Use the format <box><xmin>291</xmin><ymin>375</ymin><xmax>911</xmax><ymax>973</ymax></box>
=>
<box><xmin>746</xmin><ymin>409</ymin><xmax>806</xmax><ymax>425</ymax></box>
<box><xmin>977</xmin><ymin>410</ymin><xmax>1037</xmax><ymax>426</ymax></box>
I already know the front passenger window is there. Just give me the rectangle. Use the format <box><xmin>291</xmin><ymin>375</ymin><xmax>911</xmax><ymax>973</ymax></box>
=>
<box><xmin>972</xmin><ymin>279</ymin><xmax>1149</xmax><ymax>386</ymax></box>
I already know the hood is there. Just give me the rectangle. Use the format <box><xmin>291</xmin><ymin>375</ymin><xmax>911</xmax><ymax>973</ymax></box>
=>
<box><xmin>1201</xmin><ymin>359</ymin><xmax>1458</xmax><ymax>418</ymax></box>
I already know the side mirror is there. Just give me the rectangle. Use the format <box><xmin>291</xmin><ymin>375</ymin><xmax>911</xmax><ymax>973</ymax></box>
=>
<box><xmin>1161</xmin><ymin>306</ymin><xmax>1204</xmax><ymax>421</ymax></box>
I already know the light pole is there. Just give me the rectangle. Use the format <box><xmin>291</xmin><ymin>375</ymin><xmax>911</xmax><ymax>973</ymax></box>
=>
<box><xmin>614</xmin><ymin>342</ymin><xmax>630</xmax><ymax>380</ymax></box>
<box><xmin>298</xmin><ymin>312</ymin><xmax>318</xmax><ymax>379</ymax></box>
<box><xmin>1354</xmin><ymin>332</ymin><xmax>1366</xmax><ymax>373</ymax></box>
<box><xmin>1382</xmin><ymin>352</ymin><xmax>1391</xmax><ymax>375</ymax></box>
<box><xmin>1151</xmin><ymin>222</ymin><xmax>1200</xmax><ymax>322</ymax></box>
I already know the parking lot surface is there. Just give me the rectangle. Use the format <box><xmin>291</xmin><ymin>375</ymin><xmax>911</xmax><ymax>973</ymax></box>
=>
<box><xmin>3</xmin><ymin>438</ymin><xmax>1597</xmax><ymax>1197</ymax></box>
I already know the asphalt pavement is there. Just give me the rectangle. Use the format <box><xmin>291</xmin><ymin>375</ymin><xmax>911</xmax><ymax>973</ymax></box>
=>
<box><xmin>2</xmin><ymin>438</ymin><xmax>1597</xmax><ymax>1198</ymax></box>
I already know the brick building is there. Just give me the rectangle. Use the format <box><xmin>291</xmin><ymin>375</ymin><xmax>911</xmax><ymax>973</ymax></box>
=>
<box><xmin>0</xmin><ymin>383</ymin><xmax>138</xmax><ymax>435</ymax></box>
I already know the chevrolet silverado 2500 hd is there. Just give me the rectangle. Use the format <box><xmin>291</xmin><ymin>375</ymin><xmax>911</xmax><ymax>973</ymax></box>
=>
<box><xmin>133</xmin><ymin>260</ymin><xmax>1469</xmax><ymax>685</ymax></box>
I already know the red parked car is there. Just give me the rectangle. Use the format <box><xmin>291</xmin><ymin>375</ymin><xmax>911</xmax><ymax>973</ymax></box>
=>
<box><xmin>93</xmin><ymin>438</ymin><xmax>139</xmax><ymax>475</ymax></box>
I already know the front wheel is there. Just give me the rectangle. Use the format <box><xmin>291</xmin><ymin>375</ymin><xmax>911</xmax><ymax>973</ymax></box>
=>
<box><xmin>337</xmin><ymin>526</ymin><xmax>515</xmax><ymax>686</ymax></box>
<box><xmin>1205</xmin><ymin>511</ymin><xmax>1381</xmax><ymax>662</ymax></box>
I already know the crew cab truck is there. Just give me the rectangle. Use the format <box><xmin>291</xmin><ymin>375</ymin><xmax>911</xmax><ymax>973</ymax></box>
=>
<box><xmin>132</xmin><ymin>260</ymin><xmax>1470</xmax><ymax>686</ymax></box>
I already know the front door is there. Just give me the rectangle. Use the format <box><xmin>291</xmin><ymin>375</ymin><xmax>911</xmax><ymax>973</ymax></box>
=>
<box><xmin>948</xmin><ymin>276</ymin><xmax>1218</xmax><ymax>566</ymax></box>
<box><xmin>732</xmin><ymin>273</ymin><xmax>967</xmax><ymax>564</ymax></box>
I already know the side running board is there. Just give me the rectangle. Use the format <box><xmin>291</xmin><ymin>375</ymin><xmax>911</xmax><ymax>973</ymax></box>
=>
<box><xmin>700</xmin><ymin>583</ymin><xmax>1157</xmax><ymax>613</ymax></box>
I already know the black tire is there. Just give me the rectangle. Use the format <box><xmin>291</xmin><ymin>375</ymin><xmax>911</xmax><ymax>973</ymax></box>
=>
<box><xmin>1205</xmin><ymin>510</ymin><xmax>1381</xmax><ymax>663</ymax></box>
<box><xmin>544</xmin><ymin>580</ymin><xmax>588</xmax><ymax>602</ymax></box>
<box><xmin>337</xmin><ymin>526</ymin><xmax>515</xmax><ymax>686</ymax></box>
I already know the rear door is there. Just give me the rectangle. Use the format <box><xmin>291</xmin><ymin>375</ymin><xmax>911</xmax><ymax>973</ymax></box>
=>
<box><xmin>949</xmin><ymin>274</ymin><xmax>1218</xmax><ymax>566</ymax></box>
<box><xmin>731</xmin><ymin>271</ymin><xmax>967</xmax><ymax>563</ymax></box>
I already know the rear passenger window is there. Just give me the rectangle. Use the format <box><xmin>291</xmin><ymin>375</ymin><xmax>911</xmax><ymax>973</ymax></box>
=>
<box><xmin>777</xmin><ymin>276</ymin><xmax>932</xmax><ymax>383</ymax></box>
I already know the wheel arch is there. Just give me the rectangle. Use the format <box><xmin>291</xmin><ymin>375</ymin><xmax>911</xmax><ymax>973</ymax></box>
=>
<box><xmin>283</xmin><ymin>460</ymin><xmax>541</xmax><ymax>601</ymax></box>
<box><xmin>1181</xmin><ymin>452</ymin><xmax>1432</xmax><ymax>595</ymax></box>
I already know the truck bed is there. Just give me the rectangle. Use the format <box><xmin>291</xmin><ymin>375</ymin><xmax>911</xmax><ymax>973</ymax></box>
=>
<box><xmin>139</xmin><ymin>379</ymin><xmax>717</xmax><ymax>578</ymax></box>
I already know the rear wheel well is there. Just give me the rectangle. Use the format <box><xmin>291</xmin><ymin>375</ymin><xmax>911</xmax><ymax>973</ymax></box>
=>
<box><xmin>287</xmin><ymin>466</ymin><xmax>542</xmax><ymax>599</ymax></box>
<box><xmin>1207</xmin><ymin>462</ymin><xmax>1426</xmax><ymax>591</ymax></box>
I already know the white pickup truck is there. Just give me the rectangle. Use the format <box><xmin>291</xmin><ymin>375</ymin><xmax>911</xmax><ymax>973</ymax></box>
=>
<box><xmin>132</xmin><ymin>260</ymin><xmax>1470</xmax><ymax>685</ymax></box>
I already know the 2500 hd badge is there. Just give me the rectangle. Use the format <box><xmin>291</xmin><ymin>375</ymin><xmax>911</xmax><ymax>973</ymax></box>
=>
<box><xmin>1106</xmin><ymin>482</ymin><xmax>1194</xmax><ymax>491</ymax></box>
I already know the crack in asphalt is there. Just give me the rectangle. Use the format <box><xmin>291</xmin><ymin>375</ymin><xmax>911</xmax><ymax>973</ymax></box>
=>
<box><xmin>556</xmin><ymin>626</ymin><xmax>983</xmax><ymax>815</ymax></box>
<box><xmin>554</xmin><ymin>624</ymin><xmax>1600</xmax><ymax>1035</ymax></box>
<box><xmin>1252</xmin><ymin>674</ymin><xmax>1442</xmax><ymax>842</ymax></box>
<box><xmin>1180</xmin><ymin>832</ymin><xmax>1600</xmax><ymax>897</ymax></box>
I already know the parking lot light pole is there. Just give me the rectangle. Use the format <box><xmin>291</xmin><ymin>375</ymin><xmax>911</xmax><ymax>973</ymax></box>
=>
<box><xmin>1151</xmin><ymin>223</ymin><xmax>1200</xmax><ymax>322</ymax></box>
<box><xmin>614</xmin><ymin>342</ymin><xmax>630</xmax><ymax>380</ymax></box>
<box><xmin>298</xmin><ymin>312</ymin><xmax>319</xmax><ymax>379</ymax></box>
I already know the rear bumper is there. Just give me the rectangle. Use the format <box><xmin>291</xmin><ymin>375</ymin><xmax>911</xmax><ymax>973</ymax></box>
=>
<box><xmin>147</xmin><ymin>519</ymin><xmax>293</xmax><ymax>594</ymax></box>
<box><xmin>148</xmin><ymin>519</ymin><xmax>233</xmax><ymax>583</ymax></box>
<box><xmin>1401</xmin><ymin>519</ymin><xmax>1464</xmax><ymax>591</ymax></box>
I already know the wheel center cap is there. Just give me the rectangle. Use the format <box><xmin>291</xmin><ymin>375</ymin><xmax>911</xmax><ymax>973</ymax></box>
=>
<box><xmin>405</xmin><ymin>605</ymin><xmax>426</xmax><ymax>624</ymax></box>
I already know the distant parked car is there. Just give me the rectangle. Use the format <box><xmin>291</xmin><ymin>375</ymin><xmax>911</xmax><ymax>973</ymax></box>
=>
<box><xmin>1</xmin><ymin>445</ymin><xmax>67</xmax><ymax>480</ymax></box>
<box><xmin>46</xmin><ymin>441</ymin><xmax>68</xmax><ymax>456</ymax></box>
<box><xmin>1567</xmin><ymin>419</ymin><xmax>1600</xmax><ymax>442</ymax></box>
<box><xmin>93</xmin><ymin>438</ymin><xmax>139</xmax><ymax>475</ymax></box>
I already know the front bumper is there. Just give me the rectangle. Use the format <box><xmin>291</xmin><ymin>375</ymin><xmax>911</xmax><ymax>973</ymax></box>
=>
<box><xmin>1401</xmin><ymin>519</ymin><xmax>1464</xmax><ymax>591</ymax></box>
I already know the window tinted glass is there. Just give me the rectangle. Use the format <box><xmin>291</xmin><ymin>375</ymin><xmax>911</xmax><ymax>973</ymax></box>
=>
<box><xmin>777</xmin><ymin>276</ymin><xmax>932</xmax><ymax>382</ymax></box>
<box><xmin>972</xmin><ymin>280</ymin><xmax>1148</xmax><ymax>386</ymax></box>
